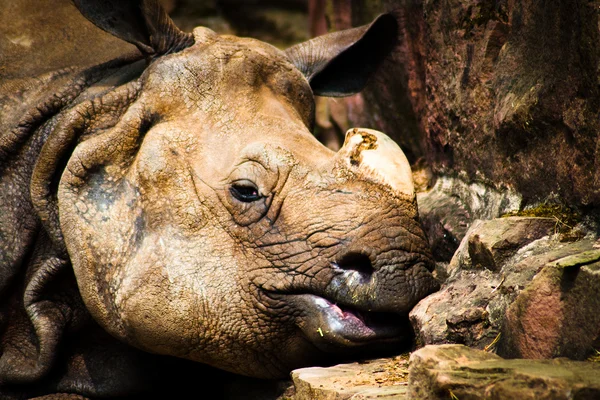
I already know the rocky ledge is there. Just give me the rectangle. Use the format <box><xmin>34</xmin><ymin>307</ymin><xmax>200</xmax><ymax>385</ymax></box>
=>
<box><xmin>284</xmin><ymin>355</ymin><xmax>410</xmax><ymax>400</ymax></box>
<box><xmin>283</xmin><ymin>344</ymin><xmax>600</xmax><ymax>400</ymax></box>
<box><xmin>282</xmin><ymin>213</ymin><xmax>600</xmax><ymax>399</ymax></box>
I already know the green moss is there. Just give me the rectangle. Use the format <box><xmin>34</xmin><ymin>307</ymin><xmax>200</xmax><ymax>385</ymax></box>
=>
<box><xmin>502</xmin><ymin>204</ymin><xmax>581</xmax><ymax>233</ymax></box>
<box><xmin>551</xmin><ymin>250</ymin><xmax>600</xmax><ymax>270</ymax></box>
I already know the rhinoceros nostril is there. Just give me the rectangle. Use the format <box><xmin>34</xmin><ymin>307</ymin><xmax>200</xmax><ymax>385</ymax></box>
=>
<box><xmin>335</xmin><ymin>252</ymin><xmax>374</xmax><ymax>277</ymax></box>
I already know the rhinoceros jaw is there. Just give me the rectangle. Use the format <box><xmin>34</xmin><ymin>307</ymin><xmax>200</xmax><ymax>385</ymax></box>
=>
<box><xmin>288</xmin><ymin>294</ymin><xmax>407</xmax><ymax>352</ymax></box>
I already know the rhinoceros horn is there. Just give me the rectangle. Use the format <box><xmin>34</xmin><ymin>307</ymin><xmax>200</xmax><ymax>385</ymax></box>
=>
<box><xmin>72</xmin><ymin>0</ymin><xmax>194</xmax><ymax>57</ymax></box>
<box><xmin>336</xmin><ymin>128</ymin><xmax>415</xmax><ymax>197</ymax></box>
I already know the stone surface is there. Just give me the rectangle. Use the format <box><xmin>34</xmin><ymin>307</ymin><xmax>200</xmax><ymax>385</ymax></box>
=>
<box><xmin>410</xmin><ymin>216</ymin><xmax>598</xmax><ymax>352</ymax></box>
<box><xmin>498</xmin><ymin>251</ymin><xmax>600</xmax><ymax>360</ymax></box>
<box><xmin>284</xmin><ymin>356</ymin><xmax>410</xmax><ymax>399</ymax></box>
<box><xmin>417</xmin><ymin>177</ymin><xmax>522</xmax><ymax>261</ymax></box>
<box><xmin>322</xmin><ymin>0</ymin><xmax>600</xmax><ymax>214</ymax></box>
<box><xmin>448</xmin><ymin>216</ymin><xmax>556</xmax><ymax>272</ymax></box>
<box><xmin>424</xmin><ymin>0</ymin><xmax>600</xmax><ymax>210</ymax></box>
<box><xmin>408</xmin><ymin>344</ymin><xmax>600</xmax><ymax>400</ymax></box>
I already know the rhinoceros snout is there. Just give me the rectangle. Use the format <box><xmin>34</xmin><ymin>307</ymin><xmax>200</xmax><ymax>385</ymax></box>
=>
<box><xmin>326</xmin><ymin>247</ymin><xmax>438</xmax><ymax>313</ymax></box>
<box><xmin>280</xmin><ymin>244</ymin><xmax>438</xmax><ymax>353</ymax></box>
<box><xmin>263</xmin><ymin>128</ymin><xmax>440</xmax><ymax>355</ymax></box>
<box><xmin>332</xmin><ymin>252</ymin><xmax>375</xmax><ymax>280</ymax></box>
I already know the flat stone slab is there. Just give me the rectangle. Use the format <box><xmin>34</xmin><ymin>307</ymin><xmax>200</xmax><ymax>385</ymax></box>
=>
<box><xmin>408</xmin><ymin>344</ymin><xmax>600</xmax><ymax>400</ymax></box>
<box><xmin>285</xmin><ymin>345</ymin><xmax>600</xmax><ymax>399</ymax></box>
<box><xmin>287</xmin><ymin>355</ymin><xmax>410</xmax><ymax>399</ymax></box>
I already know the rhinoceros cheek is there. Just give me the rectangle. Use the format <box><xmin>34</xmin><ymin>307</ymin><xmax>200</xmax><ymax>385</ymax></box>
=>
<box><xmin>115</xmin><ymin>282</ymin><xmax>200</xmax><ymax>356</ymax></box>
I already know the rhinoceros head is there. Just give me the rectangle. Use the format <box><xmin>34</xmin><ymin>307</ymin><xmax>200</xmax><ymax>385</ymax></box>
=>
<box><xmin>28</xmin><ymin>0</ymin><xmax>439</xmax><ymax>379</ymax></box>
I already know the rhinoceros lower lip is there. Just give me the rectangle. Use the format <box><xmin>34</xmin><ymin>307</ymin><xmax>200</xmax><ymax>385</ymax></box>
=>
<box><xmin>288</xmin><ymin>294</ymin><xmax>406</xmax><ymax>352</ymax></box>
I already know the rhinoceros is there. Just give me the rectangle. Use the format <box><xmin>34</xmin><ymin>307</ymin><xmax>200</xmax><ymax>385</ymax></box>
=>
<box><xmin>0</xmin><ymin>0</ymin><xmax>439</xmax><ymax>397</ymax></box>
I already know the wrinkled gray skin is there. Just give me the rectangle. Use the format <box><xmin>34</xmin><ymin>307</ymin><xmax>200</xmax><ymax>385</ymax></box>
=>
<box><xmin>0</xmin><ymin>0</ymin><xmax>439</xmax><ymax>397</ymax></box>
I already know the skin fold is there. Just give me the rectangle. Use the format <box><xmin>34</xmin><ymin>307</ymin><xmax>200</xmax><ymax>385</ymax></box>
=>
<box><xmin>0</xmin><ymin>0</ymin><xmax>439</xmax><ymax>397</ymax></box>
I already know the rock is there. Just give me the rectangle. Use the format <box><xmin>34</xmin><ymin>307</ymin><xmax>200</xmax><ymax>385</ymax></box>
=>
<box><xmin>417</xmin><ymin>177</ymin><xmax>521</xmax><ymax>261</ymax></box>
<box><xmin>498</xmin><ymin>250</ymin><xmax>600</xmax><ymax>360</ymax></box>
<box><xmin>417</xmin><ymin>182</ymin><xmax>471</xmax><ymax>262</ymax></box>
<box><xmin>323</xmin><ymin>0</ymin><xmax>600</xmax><ymax>213</ymax></box>
<box><xmin>448</xmin><ymin>216</ymin><xmax>556</xmax><ymax>272</ymax></box>
<box><xmin>285</xmin><ymin>356</ymin><xmax>410</xmax><ymax>400</ymax></box>
<box><xmin>409</xmin><ymin>262</ymin><xmax>499</xmax><ymax>349</ymax></box>
<box><xmin>424</xmin><ymin>0</ymin><xmax>600</xmax><ymax>211</ymax></box>
<box><xmin>408</xmin><ymin>344</ymin><xmax>600</xmax><ymax>400</ymax></box>
<box><xmin>410</xmin><ymin>216</ymin><xmax>597</xmax><ymax>352</ymax></box>
<box><xmin>284</xmin><ymin>344</ymin><xmax>600</xmax><ymax>400</ymax></box>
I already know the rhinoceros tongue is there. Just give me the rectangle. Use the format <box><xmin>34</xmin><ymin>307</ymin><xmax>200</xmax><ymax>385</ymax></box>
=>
<box><xmin>288</xmin><ymin>294</ymin><xmax>408</xmax><ymax>352</ymax></box>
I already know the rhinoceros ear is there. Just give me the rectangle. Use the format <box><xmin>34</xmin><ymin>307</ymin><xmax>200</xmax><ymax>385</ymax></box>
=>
<box><xmin>285</xmin><ymin>13</ymin><xmax>398</xmax><ymax>97</ymax></box>
<box><xmin>72</xmin><ymin>0</ymin><xmax>194</xmax><ymax>57</ymax></box>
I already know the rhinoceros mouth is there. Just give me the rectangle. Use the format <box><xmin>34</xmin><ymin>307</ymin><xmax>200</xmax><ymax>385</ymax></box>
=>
<box><xmin>284</xmin><ymin>294</ymin><xmax>409</xmax><ymax>352</ymax></box>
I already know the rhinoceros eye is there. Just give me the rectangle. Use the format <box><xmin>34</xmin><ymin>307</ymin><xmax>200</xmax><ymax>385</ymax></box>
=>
<box><xmin>230</xmin><ymin>180</ymin><xmax>262</xmax><ymax>203</ymax></box>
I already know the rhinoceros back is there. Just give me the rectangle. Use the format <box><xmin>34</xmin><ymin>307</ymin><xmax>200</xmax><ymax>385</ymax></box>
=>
<box><xmin>0</xmin><ymin>1</ymin><xmax>146</xmax><ymax>393</ymax></box>
<box><xmin>0</xmin><ymin>0</ymin><xmax>136</xmax><ymax>81</ymax></box>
